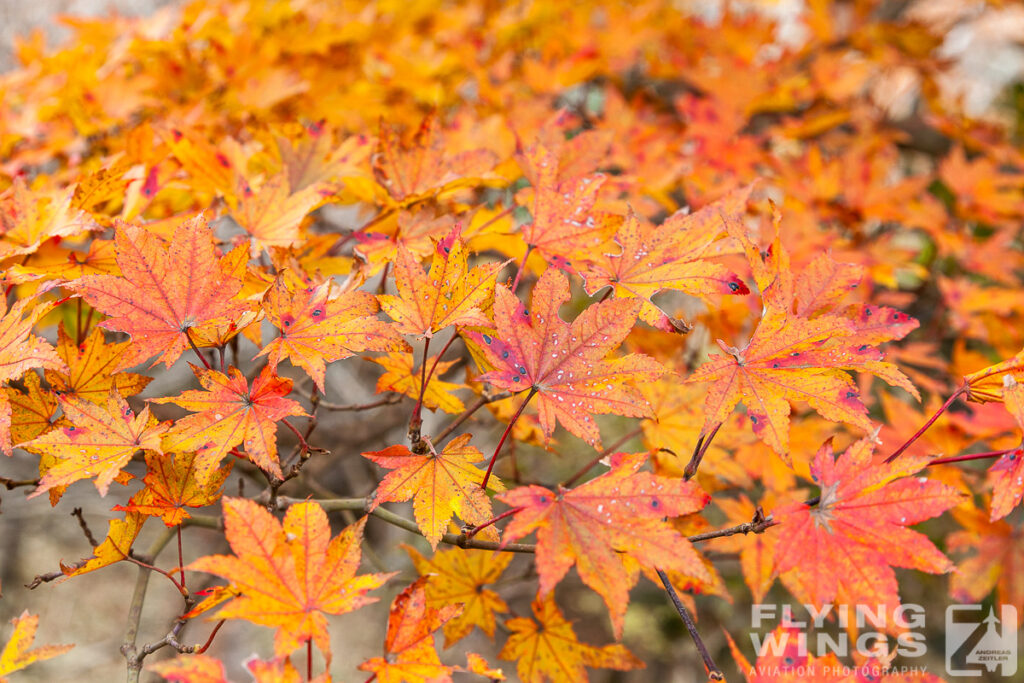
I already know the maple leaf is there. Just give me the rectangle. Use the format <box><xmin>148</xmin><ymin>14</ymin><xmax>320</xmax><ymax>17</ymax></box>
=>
<box><xmin>378</xmin><ymin>225</ymin><xmax>504</xmax><ymax>337</ymax></box>
<box><xmin>0</xmin><ymin>611</ymin><xmax>73</xmax><ymax>682</ymax></box>
<box><xmin>45</xmin><ymin>324</ymin><xmax>151</xmax><ymax>403</ymax></box>
<box><xmin>498</xmin><ymin>452</ymin><xmax>711</xmax><ymax>637</ymax></box>
<box><xmin>258</xmin><ymin>276</ymin><xmax>408</xmax><ymax>391</ymax></box>
<box><xmin>468</xmin><ymin>268</ymin><xmax>664</xmax><ymax>447</ymax></box>
<box><xmin>358</xmin><ymin>577</ymin><xmax>461</xmax><ymax>683</ymax></box>
<box><xmin>73</xmin><ymin>216</ymin><xmax>251</xmax><ymax>368</ymax></box>
<box><xmin>0</xmin><ymin>177</ymin><xmax>96</xmax><ymax>260</ymax></box>
<box><xmin>372</xmin><ymin>114</ymin><xmax>498</xmax><ymax>206</ymax></box>
<box><xmin>4</xmin><ymin>372</ymin><xmax>57</xmax><ymax>447</ymax></box>
<box><xmin>688</xmin><ymin>304</ymin><xmax>917</xmax><ymax>460</ymax></box>
<box><xmin>231</xmin><ymin>173</ymin><xmax>327</xmax><ymax>251</ymax></box>
<box><xmin>498</xmin><ymin>594</ymin><xmax>642</xmax><ymax>683</ymax></box>
<box><xmin>577</xmin><ymin>186</ymin><xmax>752</xmax><ymax>332</ymax></box>
<box><xmin>0</xmin><ymin>298</ymin><xmax>66</xmax><ymax>454</ymax></box>
<box><xmin>406</xmin><ymin>545</ymin><xmax>513</xmax><ymax>647</ymax></box>
<box><xmin>25</xmin><ymin>388</ymin><xmax>167</xmax><ymax>497</ymax></box>
<box><xmin>188</xmin><ymin>499</ymin><xmax>393</xmax><ymax>665</ymax></box>
<box><xmin>515</xmin><ymin>140</ymin><xmax>615</xmax><ymax>267</ymax></box>
<box><xmin>274</xmin><ymin>121</ymin><xmax>371</xmax><ymax>193</ymax></box>
<box><xmin>63</xmin><ymin>510</ymin><xmax>146</xmax><ymax>578</ymax></box>
<box><xmin>948</xmin><ymin>506</ymin><xmax>1024</xmax><ymax>627</ymax></box>
<box><xmin>153</xmin><ymin>364</ymin><xmax>306</xmax><ymax>484</ymax></box>
<box><xmin>362</xmin><ymin>434</ymin><xmax>505</xmax><ymax>549</ymax></box>
<box><xmin>772</xmin><ymin>440</ymin><xmax>963</xmax><ymax>622</ymax></box>
<box><xmin>115</xmin><ymin>452</ymin><xmax>231</xmax><ymax>526</ymax></box>
<box><xmin>148</xmin><ymin>653</ymin><xmax>330</xmax><ymax>683</ymax></box>
<box><xmin>988</xmin><ymin>375</ymin><xmax>1024</xmax><ymax>520</ymax></box>
<box><xmin>370</xmin><ymin>352</ymin><xmax>465</xmax><ymax>414</ymax></box>
<box><xmin>146</xmin><ymin>654</ymin><xmax>230</xmax><ymax>683</ymax></box>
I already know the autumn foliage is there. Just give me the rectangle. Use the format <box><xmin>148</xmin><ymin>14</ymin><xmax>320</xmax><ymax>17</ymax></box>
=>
<box><xmin>1</xmin><ymin>0</ymin><xmax>1024</xmax><ymax>681</ymax></box>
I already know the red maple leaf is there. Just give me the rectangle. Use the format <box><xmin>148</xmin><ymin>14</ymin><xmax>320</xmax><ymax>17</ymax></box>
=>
<box><xmin>468</xmin><ymin>269</ymin><xmax>664</xmax><ymax>447</ymax></box>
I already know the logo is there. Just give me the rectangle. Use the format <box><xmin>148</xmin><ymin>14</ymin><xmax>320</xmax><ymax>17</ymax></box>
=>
<box><xmin>946</xmin><ymin>605</ymin><xmax>1017</xmax><ymax>677</ymax></box>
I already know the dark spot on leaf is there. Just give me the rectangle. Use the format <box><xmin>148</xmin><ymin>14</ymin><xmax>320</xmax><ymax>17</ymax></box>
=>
<box><xmin>482</xmin><ymin>334</ymin><xmax>492</xmax><ymax>344</ymax></box>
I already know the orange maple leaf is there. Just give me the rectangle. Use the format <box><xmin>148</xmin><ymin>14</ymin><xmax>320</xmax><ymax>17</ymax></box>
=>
<box><xmin>499</xmin><ymin>452</ymin><xmax>711</xmax><ymax>637</ymax></box>
<box><xmin>370</xmin><ymin>352</ymin><xmax>465</xmax><ymax>414</ymax></box>
<box><xmin>74</xmin><ymin>216</ymin><xmax>251</xmax><ymax>368</ymax></box>
<box><xmin>362</xmin><ymin>434</ymin><xmax>505</xmax><ymax>549</ymax></box>
<box><xmin>378</xmin><ymin>226</ymin><xmax>504</xmax><ymax>338</ymax></box>
<box><xmin>154</xmin><ymin>364</ymin><xmax>306</xmax><ymax>484</ymax></box>
<box><xmin>372</xmin><ymin>114</ymin><xmax>498</xmax><ymax>206</ymax></box>
<box><xmin>987</xmin><ymin>375</ymin><xmax>1024</xmax><ymax>520</ymax></box>
<box><xmin>274</xmin><ymin>121</ymin><xmax>371</xmax><ymax>193</ymax></box>
<box><xmin>0</xmin><ymin>298</ymin><xmax>65</xmax><ymax>454</ymax></box>
<box><xmin>231</xmin><ymin>173</ymin><xmax>327</xmax><ymax>251</ymax></box>
<box><xmin>62</xmin><ymin>510</ymin><xmax>146</xmax><ymax>578</ymax></box>
<box><xmin>688</xmin><ymin>304</ymin><xmax>917</xmax><ymax>460</ymax></box>
<box><xmin>0</xmin><ymin>612</ymin><xmax>73</xmax><ymax>681</ymax></box>
<box><xmin>26</xmin><ymin>388</ymin><xmax>167</xmax><ymax>497</ymax></box>
<box><xmin>0</xmin><ymin>177</ymin><xmax>96</xmax><ymax>260</ymax></box>
<box><xmin>406</xmin><ymin>545</ymin><xmax>512</xmax><ymax>647</ymax></box>
<box><xmin>948</xmin><ymin>506</ymin><xmax>1024</xmax><ymax>627</ymax></box>
<box><xmin>515</xmin><ymin>140</ymin><xmax>615</xmax><ymax>267</ymax></box>
<box><xmin>577</xmin><ymin>186</ymin><xmax>752</xmax><ymax>332</ymax></box>
<box><xmin>772</xmin><ymin>440</ymin><xmax>963</xmax><ymax>622</ymax></box>
<box><xmin>188</xmin><ymin>499</ymin><xmax>393</xmax><ymax>665</ymax></box>
<box><xmin>258</xmin><ymin>277</ymin><xmax>408</xmax><ymax>391</ymax></box>
<box><xmin>45</xmin><ymin>324</ymin><xmax>151</xmax><ymax>403</ymax></box>
<box><xmin>498</xmin><ymin>594</ymin><xmax>642</xmax><ymax>683</ymax></box>
<box><xmin>358</xmin><ymin>578</ymin><xmax>461</xmax><ymax>683</ymax></box>
<box><xmin>468</xmin><ymin>269</ymin><xmax>664</xmax><ymax>447</ymax></box>
<box><xmin>5</xmin><ymin>372</ymin><xmax>57</xmax><ymax>448</ymax></box>
<box><xmin>148</xmin><ymin>653</ymin><xmax>330</xmax><ymax>683</ymax></box>
<box><xmin>115</xmin><ymin>452</ymin><xmax>231</xmax><ymax>526</ymax></box>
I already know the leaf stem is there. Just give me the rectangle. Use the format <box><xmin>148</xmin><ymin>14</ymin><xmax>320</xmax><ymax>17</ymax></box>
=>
<box><xmin>510</xmin><ymin>244</ymin><xmax>533</xmax><ymax>292</ymax></box>
<box><xmin>434</xmin><ymin>391</ymin><xmax>512</xmax><ymax>445</ymax></box>
<box><xmin>195</xmin><ymin>620</ymin><xmax>225</xmax><ymax>654</ymax></box>
<box><xmin>480</xmin><ymin>387</ymin><xmax>537</xmax><ymax>491</ymax></box>
<box><xmin>184</xmin><ymin>328</ymin><xmax>212</xmax><ymax>370</ymax></box>
<box><xmin>927</xmin><ymin>448</ymin><xmax>1014</xmax><ymax>466</ymax></box>
<box><xmin>562</xmin><ymin>424</ymin><xmax>644</xmax><ymax>488</ymax></box>
<box><xmin>884</xmin><ymin>384</ymin><xmax>966</xmax><ymax>463</ymax></box>
<box><xmin>656</xmin><ymin>568</ymin><xmax>724</xmax><ymax>680</ymax></box>
<box><xmin>409</xmin><ymin>337</ymin><xmax>431</xmax><ymax>443</ymax></box>
<box><xmin>464</xmin><ymin>506</ymin><xmax>523</xmax><ymax>540</ymax></box>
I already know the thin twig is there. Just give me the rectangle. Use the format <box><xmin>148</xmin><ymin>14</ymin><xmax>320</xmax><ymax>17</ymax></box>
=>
<box><xmin>270</xmin><ymin>496</ymin><xmax>537</xmax><ymax>553</ymax></box>
<box><xmin>121</xmin><ymin>526</ymin><xmax>178</xmax><ymax>683</ymax></box>
<box><xmin>684</xmin><ymin>508</ymin><xmax>775</xmax><ymax>543</ymax></box>
<box><xmin>71</xmin><ymin>508</ymin><xmax>99</xmax><ymax>547</ymax></box>
<box><xmin>1</xmin><ymin>476</ymin><xmax>39</xmax><ymax>490</ymax></box>
<box><xmin>656</xmin><ymin>568</ymin><xmax>724</xmax><ymax>680</ymax></box>
<box><xmin>320</xmin><ymin>394</ymin><xmax>402</xmax><ymax>411</ymax></box>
